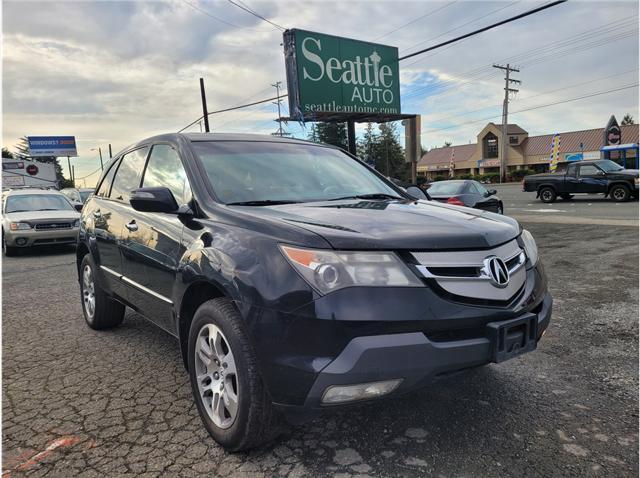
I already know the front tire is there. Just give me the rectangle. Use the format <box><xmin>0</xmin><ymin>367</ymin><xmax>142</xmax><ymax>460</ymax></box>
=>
<box><xmin>188</xmin><ymin>298</ymin><xmax>282</xmax><ymax>452</ymax></box>
<box><xmin>496</xmin><ymin>203</ymin><xmax>504</xmax><ymax>214</ymax></box>
<box><xmin>539</xmin><ymin>187</ymin><xmax>557</xmax><ymax>203</ymax></box>
<box><xmin>610</xmin><ymin>184</ymin><xmax>630</xmax><ymax>202</ymax></box>
<box><xmin>79</xmin><ymin>254</ymin><xmax>125</xmax><ymax>329</ymax></box>
<box><xmin>3</xmin><ymin>235</ymin><xmax>18</xmax><ymax>257</ymax></box>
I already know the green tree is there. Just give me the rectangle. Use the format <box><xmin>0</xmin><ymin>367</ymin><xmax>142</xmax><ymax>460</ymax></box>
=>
<box><xmin>621</xmin><ymin>114</ymin><xmax>635</xmax><ymax>125</ymax></box>
<box><xmin>306</xmin><ymin>124</ymin><xmax>319</xmax><ymax>143</ymax></box>
<box><xmin>2</xmin><ymin>147</ymin><xmax>14</xmax><ymax>159</ymax></box>
<box><xmin>372</xmin><ymin>122</ymin><xmax>408</xmax><ymax>180</ymax></box>
<box><xmin>13</xmin><ymin>136</ymin><xmax>71</xmax><ymax>186</ymax></box>
<box><xmin>443</xmin><ymin>141</ymin><xmax>452</xmax><ymax>147</ymax></box>
<box><xmin>357</xmin><ymin>123</ymin><xmax>377</xmax><ymax>162</ymax></box>
<box><xmin>315</xmin><ymin>122</ymin><xmax>348</xmax><ymax>150</ymax></box>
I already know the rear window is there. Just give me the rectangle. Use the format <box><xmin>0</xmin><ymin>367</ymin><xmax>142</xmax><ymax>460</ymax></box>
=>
<box><xmin>426</xmin><ymin>181</ymin><xmax>465</xmax><ymax>196</ymax></box>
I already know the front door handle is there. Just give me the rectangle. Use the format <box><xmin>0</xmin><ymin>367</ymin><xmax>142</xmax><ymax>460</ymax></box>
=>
<box><xmin>125</xmin><ymin>221</ymin><xmax>138</xmax><ymax>232</ymax></box>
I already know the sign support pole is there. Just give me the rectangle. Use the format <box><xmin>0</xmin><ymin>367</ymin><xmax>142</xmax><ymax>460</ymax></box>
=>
<box><xmin>67</xmin><ymin>156</ymin><xmax>72</xmax><ymax>185</ymax></box>
<box><xmin>347</xmin><ymin>121</ymin><xmax>357</xmax><ymax>156</ymax></box>
<box><xmin>200</xmin><ymin>78</ymin><xmax>210</xmax><ymax>133</ymax></box>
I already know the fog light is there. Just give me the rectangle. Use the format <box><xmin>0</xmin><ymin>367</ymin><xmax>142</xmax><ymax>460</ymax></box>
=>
<box><xmin>15</xmin><ymin>237</ymin><xmax>28</xmax><ymax>246</ymax></box>
<box><xmin>321</xmin><ymin>379</ymin><xmax>403</xmax><ymax>404</ymax></box>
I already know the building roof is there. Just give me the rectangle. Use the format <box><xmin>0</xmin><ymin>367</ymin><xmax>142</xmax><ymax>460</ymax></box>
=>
<box><xmin>491</xmin><ymin>123</ymin><xmax>528</xmax><ymax>135</ymax></box>
<box><xmin>418</xmin><ymin>123</ymin><xmax>640</xmax><ymax>166</ymax></box>
<box><xmin>521</xmin><ymin>124</ymin><xmax>638</xmax><ymax>156</ymax></box>
<box><xmin>418</xmin><ymin>143</ymin><xmax>476</xmax><ymax>166</ymax></box>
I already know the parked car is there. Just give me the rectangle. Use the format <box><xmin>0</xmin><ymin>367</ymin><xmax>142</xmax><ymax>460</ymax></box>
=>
<box><xmin>61</xmin><ymin>187</ymin><xmax>95</xmax><ymax>205</ymax></box>
<box><xmin>426</xmin><ymin>179</ymin><xmax>504</xmax><ymax>214</ymax></box>
<box><xmin>522</xmin><ymin>160</ymin><xmax>639</xmax><ymax>203</ymax></box>
<box><xmin>77</xmin><ymin>133</ymin><xmax>551</xmax><ymax>451</ymax></box>
<box><xmin>2</xmin><ymin>188</ymin><xmax>81</xmax><ymax>256</ymax></box>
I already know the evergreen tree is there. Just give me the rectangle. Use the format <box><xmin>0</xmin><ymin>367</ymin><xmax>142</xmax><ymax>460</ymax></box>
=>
<box><xmin>357</xmin><ymin>123</ymin><xmax>377</xmax><ymax>163</ymax></box>
<box><xmin>307</xmin><ymin>124</ymin><xmax>320</xmax><ymax>143</ymax></box>
<box><xmin>2</xmin><ymin>147</ymin><xmax>14</xmax><ymax>159</ymax></box>
<box><xmin>621</xmin><ymin>113</ymin><xmax>635</xmax><ymax>125</ymax></box>
<box><xmin>315</xmin><ymin>122</ymin><xmax>348</xmax><ymax>150</ymax></box>
<box><xmin>372</xmin><ymin>122</ymin><xmax>408</xmax><ymax>180</ymax></box>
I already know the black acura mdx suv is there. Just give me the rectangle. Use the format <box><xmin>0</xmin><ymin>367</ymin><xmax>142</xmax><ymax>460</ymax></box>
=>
<box><xmin>77</xmin><ymin>133</ymin><xmax>552</xmax><ymax>451</ymax></box>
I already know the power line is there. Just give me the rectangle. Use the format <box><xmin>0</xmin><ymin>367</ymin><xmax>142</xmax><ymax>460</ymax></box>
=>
<box><xmin>372</xmin><ymin>1</ymin><xmax>459</xmax><ymax>42</ymax></box>
<box><xmin>422</xmin><ymin>83</ymin><xmax>639</xmax><ymax>134</ymax></box>
<box><xmin>398</xmin><ymin>0</ymin><xmax>568</xmax><ymax>61</ymax></box>
<box><xmin>177</xmin><ymin>94</ymin><xmax>288</xmax><ymax>133</ymax></box>
<box><xmin>401</xmin><ymin>0</ymin><xmax>522</xmax><ymax>55</ymax></box>
<box><xmin>226</xmin><ymin>0</ymin><xmax>285</xmax><ymax>31</ymax></box>
<box><xmin>181</xmin><ymin>0</ymin><xmax>268</xmax><ymax>30</ymax></box>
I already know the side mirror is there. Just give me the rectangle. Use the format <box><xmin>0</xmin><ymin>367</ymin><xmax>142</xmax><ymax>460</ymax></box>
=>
<box><xmin>74</xmin><ymin>203</ymin><xmax>83</xmax><ymax>212</ymax></box>
<box><xmin>130</xmin><ymin>187</ymin><xmax>178</xmax><ymax>213</ymax></box>
<box><xmin>487</xmin><ymin>189</ymin><xmax>497</xmax><ymax>196</ymax></box>
<box><xmin>405</xmin><ymin>186</ymin><xmax>428</xmax><ymax>200</ymax></box>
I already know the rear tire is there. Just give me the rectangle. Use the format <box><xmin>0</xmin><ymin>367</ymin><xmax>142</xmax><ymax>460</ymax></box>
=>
<box><xmin>79</xmin><ymin>254</ymin><xmax>125</xmax><ymax>329</ymax></box>
<box><xmin>610</xmin><ymin>184</ymin><xmax>630</xmax><ymax>202</ymax></box>
<box><xmin>539</xmin><ymin>187</ymin><xmax>557</xmax><ymax>203</ymax></box>
<box><xmin>188</xmin><ymin>298</ymin><xmax>283</xmax><ymax>452</ymax></box>
<box><xmin>496</xmin><ymin>203</ymin><xmax>504</xmax><ymax>214</ymax></box>
<box><xmin>560</xmin><ymin>194</ymin><xmax>574</xmax><ymax>200</ymax></box>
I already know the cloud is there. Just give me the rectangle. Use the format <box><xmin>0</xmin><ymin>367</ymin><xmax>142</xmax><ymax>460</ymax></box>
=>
<box><xmin>2</xmin><ymin>0</ymin><xmax>639</xmax><ymax>184</ymax></box>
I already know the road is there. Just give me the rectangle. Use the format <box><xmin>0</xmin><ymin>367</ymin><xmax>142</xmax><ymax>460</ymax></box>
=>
<box><xmin>495</xmin><ymin>183</ymin><xmax>639</xmax><ymax>226</ymax></box>
<box><xmin>2</xmin><ymin>215</ymin><xmax>638</xmax><ymax>476</ymax></box>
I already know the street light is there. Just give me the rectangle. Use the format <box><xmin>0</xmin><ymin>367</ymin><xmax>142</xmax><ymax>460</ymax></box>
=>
<box><xmin>90</xmin><ymin>147</ymin><xmax>104</xmax><ymax>170</ymax></box>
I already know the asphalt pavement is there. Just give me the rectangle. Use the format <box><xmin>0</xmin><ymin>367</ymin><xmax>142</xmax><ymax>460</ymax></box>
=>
<box><xmin>2</xmin><ymin>208</ymin><xmax>638</xmax><ymax>476</ymax></box>
<box><xmin>495</xmin><ymin>183</ymin><xmax>639</xmax><ymax>226</ymax></box>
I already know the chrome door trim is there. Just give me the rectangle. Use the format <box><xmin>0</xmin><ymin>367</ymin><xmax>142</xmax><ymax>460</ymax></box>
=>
<box><xmin>121</xmin><ymin>276</ymin><xmax>173</xmax><ymax>305</ymax></box>
<box><xmin>100</xmin><ymin>265</ymin><xmax>122</xmax><ymax>279</ymax></box>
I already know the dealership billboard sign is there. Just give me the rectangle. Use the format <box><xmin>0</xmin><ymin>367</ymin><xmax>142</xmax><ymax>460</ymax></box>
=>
<box><xmin>27</xmin><ymin>136</ymin><xmax>78</xmax><ymax>157</ymax></box>
<box><xmin>284</xmin><ymin>29</ymin><xmax>401</xmax><ymax>118</ymax></box>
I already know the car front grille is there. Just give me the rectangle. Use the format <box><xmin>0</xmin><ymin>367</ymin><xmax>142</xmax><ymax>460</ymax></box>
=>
<box><xmin>34</xmin><ymin>222</ymin><xmax>72</xmax><ymax>231</ymax></box>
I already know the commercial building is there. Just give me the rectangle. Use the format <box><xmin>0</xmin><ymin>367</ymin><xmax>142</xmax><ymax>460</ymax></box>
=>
<box><xmin>417</xmin><ymin>118</ymin><xmax>639</xmax><ymax>179</ymax></box>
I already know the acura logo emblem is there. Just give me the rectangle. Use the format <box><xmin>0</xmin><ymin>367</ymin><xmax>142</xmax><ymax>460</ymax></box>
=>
<box><xmin>483</xmin><ymin>256</ymin><xmax>510</xmax><ymax>287</ymax></box>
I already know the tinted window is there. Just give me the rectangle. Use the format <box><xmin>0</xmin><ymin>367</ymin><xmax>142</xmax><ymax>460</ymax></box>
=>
<box><xmin>5</xmin><ymin>194</ymin><xmax>75</xmax><ymax>213</ymax></box>
<box><xmin>566</xmin><ymin>163</ymin><xmax>577</xmax><ymax>177</ymax></box>
<box><xmin>143</xmin><ymin>145</ymin><xmax>191</xmax><ymax>204</ymax></box>
<box><xmin>579</xmin><ymin>165</ymin><xmax>601</xmax><ymax>177</ymax></box>
<box><xmin>192</xmin><ymin>141</ymin><xmax>399</xmax><ymax>204</ymax></box>
<box><xmin>470</xmin><ymin>182</ymin><xmax>487</xmax><ymax>195</ymax></box>
<box><xmin>110</xmin><ymin>147</ymin><xmax>149</xmax><ymax>202</ymax></box>
<box><xmin>426</xmin><ymin>181</ymin><xmax>465</xmax><ymax>196</ymax></box>
<box><xmin>96</xmin><ymin>159</ymin><xmax>120</xmax><ymax>198</ymax></box>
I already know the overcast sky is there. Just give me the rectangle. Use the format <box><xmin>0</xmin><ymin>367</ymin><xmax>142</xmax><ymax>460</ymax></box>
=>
<box><xmin>3</xmin><ymin>0</ymin><xmax>639</xmax><ymax>186</ymax></box>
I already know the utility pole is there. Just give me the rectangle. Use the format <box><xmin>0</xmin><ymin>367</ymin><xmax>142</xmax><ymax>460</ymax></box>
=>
<box><xmin>108</xmin><ymin>143</ymin><xmax>113</xmax><ymax>159</ymax></box>
<box><xmin>271</xmin><ymin>81</ymin><xmax>289</xmax><ymax>137</ymax></box>
<box><xmin>493</xmin><ymin>64</ymin><xmax>520</xmax><ymax>183</ymax></box>
<box><xmin>200</xmin><ymin>77</ymin><xmax>210</xmax><ymax>133</ymax></box>
<box><xmin>91</xmin><ymin>147</ymin><xmax>104</xmax><ymax>170</ymax></box>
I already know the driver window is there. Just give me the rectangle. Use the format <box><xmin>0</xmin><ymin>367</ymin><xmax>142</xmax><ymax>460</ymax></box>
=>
<box><xmin>566</xmin><ymin>164</ymin><xmax>577</xmax><ymax>177</ymax></box>
<box><xmin>579</xmin><ymin>165</ymin><xmax>601</xmax><ymax>177</ymax></box>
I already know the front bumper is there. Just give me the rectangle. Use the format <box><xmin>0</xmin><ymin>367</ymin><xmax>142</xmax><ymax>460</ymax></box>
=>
<box><xmin>4</xmin><ymin>227</ymin><xmax>79</xmax><ymax>247</ymax></box>
<box><xmin>275</xmin><ymin>290</ymin><xmax>552</xmax><ymax>421</ymax></box>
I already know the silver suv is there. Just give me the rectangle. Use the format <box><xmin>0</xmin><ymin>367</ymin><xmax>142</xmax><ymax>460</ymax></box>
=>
<box><xmin>2</xmin><ymin>188</ymin><xmax>81</xmax><ymax>256</ymax></box>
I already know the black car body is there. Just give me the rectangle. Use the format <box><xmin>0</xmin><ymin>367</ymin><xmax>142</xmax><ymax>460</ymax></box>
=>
<box><xmin>76</xmin><ymin>133</ymin><xmax>552</xmax><ymax>451</ymax></box>
<box><xmin>426</xmin><ymin>179</ymin><xmax>503</xmax><ymax>213</ymax></box>
<box><xmin>522</xmin><ymin>160</ymin><xmax>639</xmax><ymax>203</ymax></box>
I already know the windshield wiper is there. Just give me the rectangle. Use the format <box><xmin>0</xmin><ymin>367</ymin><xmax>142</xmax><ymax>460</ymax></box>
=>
<box><xmin>327</xmin><ymin>193</ymin><xmax>405</xmax><ymax>201</ymax></box>
<box><xmin>226</xmin><ymin>200</ymin><xmax>302</xmax><ymax>206</ymax></box>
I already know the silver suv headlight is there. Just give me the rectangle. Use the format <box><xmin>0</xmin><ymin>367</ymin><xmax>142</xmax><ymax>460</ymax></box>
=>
<box><xmin>280</xmin><ymin>245</ymin><xmax>423</xmax><ymax>294</ymax></box>
<box><xmin>72</xmin><ymin>219</ymin><xmax>80</xmax><ymax>227</ymax></box>
<box><xmin>9</xmin><ymin>222</ymin><xmax>32</xmax><ymax>231</ymax></box>
<box><xmin>520</xmin><ymin>229</ymin><xmax>539</xmax><ymax>266</ymax></box>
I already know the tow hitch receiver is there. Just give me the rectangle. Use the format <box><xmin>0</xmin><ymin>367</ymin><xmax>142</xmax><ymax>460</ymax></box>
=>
<box><xmin>486</xmin><ymin>314</ymin><xmax>538</xmax><ymax>363</ymax></box>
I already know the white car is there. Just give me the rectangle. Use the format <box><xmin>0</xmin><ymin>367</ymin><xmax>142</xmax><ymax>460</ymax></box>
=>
<box><xmin>2</xmin><ymin>188</ymin><xmax>81</xmax><ymax>256</ymax></box>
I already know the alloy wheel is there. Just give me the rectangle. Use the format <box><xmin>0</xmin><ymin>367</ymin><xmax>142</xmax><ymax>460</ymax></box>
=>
<box><xmin>195</xmin><ymin>323</ymin><xmax>239</xmax><ymax>429</ymax></box>
<box><xmin>612</xmin><ymin>187</ymin><xmax>627</xmax><ymax>201</ymax></box>
<box><xmin>82</xmin><ymin>265</ymin><xmax>96</xmax><ymax>318</ymax></box>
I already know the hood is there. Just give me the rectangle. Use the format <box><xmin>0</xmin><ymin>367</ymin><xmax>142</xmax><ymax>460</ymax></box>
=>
<box><xmin>612</xmin><ymin>169</ymin><xmax>638</xmax><ymax>177</ymax></box>
<box><xmin>4</xmin><ymin>210</ymin><xmax>80</xmax><ymax>223</ymax></box>
<box><xmin>230</xmin><ymin>199</ymin><xmax>519</xmax><ymax>250</ymax></box>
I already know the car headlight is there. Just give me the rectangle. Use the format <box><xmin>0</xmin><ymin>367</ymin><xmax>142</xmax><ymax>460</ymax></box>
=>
<box><xmin>9</xmin><ymin>222</ymin><xmax>32</xmax><ymax>231</ymax></box>
<box><xmin>72</xmin><ymin>219</ymin><xmax>80</xmax><ymax>227</ymax></box>
<box><xmin>280</xmin><ymin>245</ymin><xmax>423</xmax><ymax>294</ymax></box>
<box><xmin>520</xmin><ymin>229</ymin><xmax>539</xmax><ymax>266</ymax></box>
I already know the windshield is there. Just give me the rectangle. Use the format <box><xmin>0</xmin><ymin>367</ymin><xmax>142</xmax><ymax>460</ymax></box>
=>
<box><xmin>191</xmin><ymin>141</ymin><xmax>401</xmax><ymax>204</ymax></box>
<box><xmin>5</xmin><ymin>194</ymin><xmax>75</xmax><ymax>213</ymax></box>
<box><xmin>597</xmin><ymin>160</ymin><xmax>624</xmax><ymax>172</ymax></box>
<box><xmin>426</xmin><ymin>181</ymin><xmax>465</xmax><ymax>195</ymax></box>
<box><xmin>79</xmin><ymin>190</ymin><xmax>93</xmax><ymax>203</ymax></box>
